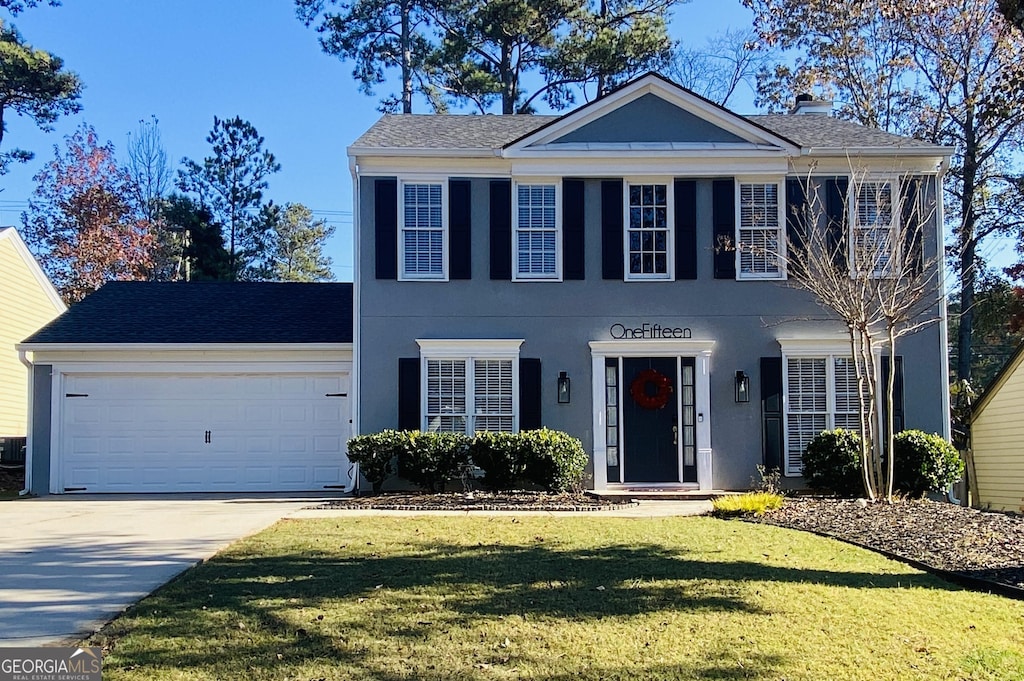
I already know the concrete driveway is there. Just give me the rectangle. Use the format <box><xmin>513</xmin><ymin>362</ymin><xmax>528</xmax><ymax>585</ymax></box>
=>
<box><xmin>0</xmin><ymin>495</ymin><xmax>324</xmax><ymax>647</ymax></box>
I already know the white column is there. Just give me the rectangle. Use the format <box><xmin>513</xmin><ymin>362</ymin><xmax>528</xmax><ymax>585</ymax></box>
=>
<box><xmin>696</xmin><ymin>350</ymin><xmax>714</xmax><ymax>490</ymax></box>
<box><xmin>591</xmin><ymin>354</ymin><xmax>607</xmax><ymax>490</ymax></box>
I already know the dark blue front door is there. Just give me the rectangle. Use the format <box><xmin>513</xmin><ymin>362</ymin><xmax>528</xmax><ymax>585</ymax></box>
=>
<box><xmin>623</xmin><ymin>357</ymin><xmax>679</xmax><ymax>483</ymax></box>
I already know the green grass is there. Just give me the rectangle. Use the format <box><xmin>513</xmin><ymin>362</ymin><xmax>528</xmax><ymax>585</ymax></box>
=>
<box><xmin>711</xmin><ymin>492</ymin><xmax>785</xmax><ymax>517</ymax></box>
<box><xmin>90</xmin><ymin>516</ymin><xmax>1024</xmax><ymax>680</ymax></box>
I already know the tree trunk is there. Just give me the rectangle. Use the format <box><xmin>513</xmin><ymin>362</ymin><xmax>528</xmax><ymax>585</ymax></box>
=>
<box><xmin>501</xmin><ymin>43</ymin><xmax>514</xmax><ymax>114</ymax></box>
<box><xmin>851</xmin><ymin>327</ymin><xmax>876</xmax><ymax>500</ymax></box>
<box><xmin>401</xmin><ymin>0</ymin><xmax>413</xmax><ymax>113</ymax></box>
<box><xmin>957</xmin><ymin>107</ymin><xmax>979</xmax><ymax>383</ymax></box>
<box><xmin>885</xmin><ymin>325</ymin><xmax>897</xmax><ymax>502</ymax></box>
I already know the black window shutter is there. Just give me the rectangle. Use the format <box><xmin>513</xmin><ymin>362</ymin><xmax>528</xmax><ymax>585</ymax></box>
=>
<box><xmin>449</xmin><ymin>179</ymin><xmax>472</xmax><ymax>280</ymax></box>
<box><xmin>712</xmin><ymin>179</ymin><xmax>736</xmax><ymax>279</ymax></box>
<box><xmin>760</xmin><ymin>357</ymin><xmax>784</xmax><ymax>472</ymax></box>
<box><xmin>563</xmin><ymin>179</ymin><xmax>585</xmax><ymax>280</ymax></box>
<box><xmin>519</xmin><ymin>358</ymin><xmax>542</xmax><ymax>430</ymax></box>
<box><xmin>901</xmin><ymin>177</ymin><xmax>923</xmax><ymax>277</ymax></box>
<box><xmin>785</xmin><ymin>177</ymin><xmax>808</xmax><ymax>278</ymax></box>
<box><xmin>398</xmin><ymin>357</ymin><xmax>420</xmax><ymax>431</ymax></box>
<box><xmin>825</xmin><ymin>177</ymin><xmax>849</xmax><ymax>272</ymax></box>
<box><xmin>675</xmin><ymin>180</ymin><xmax>697</xmax><ymax>280</ymax></box>
<box><xmin>374</xmin><ymin>178</ymin><xmax>398</xmax><ymax>279</ymax></box>
<box><xmin>489</xmin><ymin>180</ymin><xmax>512</xmax><ymax>280</ymax></box>
<box><xmin>881</xmin><ymin>356</ymin><xmax>905</xmax><ymax>434</ymax></box>
<box><xmin>601</xmin><ymin>179</ymin><xmax>624</xmax><ymax>280</ymax></box>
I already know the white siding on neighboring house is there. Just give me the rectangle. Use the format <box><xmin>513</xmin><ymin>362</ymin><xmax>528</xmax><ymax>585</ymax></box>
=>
<box><xmin>0</xmin><ymin>229</ymin><xmax>65</xmax><ymax>436</ymax></box>
<box><xmin>972</xmin><ymin>348</ymin><xmax>1024</xmax><ymax>513</ymax></box>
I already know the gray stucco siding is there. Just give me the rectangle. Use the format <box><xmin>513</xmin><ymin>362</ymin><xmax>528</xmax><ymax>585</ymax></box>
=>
<box><xmin>358</xmin><ymin>175</ymin><xmax>947</xmax><ymax>490</ymax></box>
<box><xmin>550</xmin><ymin>94</ymin><xmax>747</xmax><ymax>145</ymax></box>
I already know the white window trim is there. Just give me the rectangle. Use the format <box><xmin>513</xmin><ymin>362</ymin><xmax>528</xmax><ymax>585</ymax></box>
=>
<box><xmin>398</xmin><ymin>177</ymin><xmax>449</xmax><ymax>282</ymax></box>
<box><xmin>847</xmin><ymin>175</ymin><xmax>901</xmax><ymax>278</ymax></box>
<box><xmin>512</xmin><ymin>179</ymin><xmax>563</xmax><ymax>282</ymax></box>
<box><xmin>416</xmin><ymin>339</ymin><xmax>524</xmax><ymax>435</ymax></box>
<box><xmin>623</xmin><ymin>177</ymin><xmax>674</xmax><ymax>282</ymax></box>
<box><xmin>735</xmin><ymin>176</ymin><xmax>786</xmax><ymax>281</ymax></box>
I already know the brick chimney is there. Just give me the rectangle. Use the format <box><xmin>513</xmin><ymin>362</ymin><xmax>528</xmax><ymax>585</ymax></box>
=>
<box><xmin>792</xmin><ymin>93</ymin><xmax>833</xmax><ymax>115</ymax></box>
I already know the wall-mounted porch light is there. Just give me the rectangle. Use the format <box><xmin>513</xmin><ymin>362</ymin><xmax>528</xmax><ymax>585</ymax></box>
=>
<box><xmin>735</xmin><ymin>371</ymin><xmax>750</xmax><ymax>403</ymax></box>
<box><xmin>557</xmin><ymin>371</ymin><xmax>571</xmax><ymax>404</ymax></box>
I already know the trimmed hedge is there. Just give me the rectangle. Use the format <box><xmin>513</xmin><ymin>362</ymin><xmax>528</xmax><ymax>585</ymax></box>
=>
<box><xmin>400</xmin><ymin>431</ymin><xmax>472</xmax><ymax>492</ymax></box>
<box><xmin>469</xmin><ymin>431</ymin><xmax>525</xmax><ymax>490</ymax></box>
<box><xmin>520</xmin><ymin>428</ymin><xmax>588</xmax><ymax>493</ymax></box>
<box><xmin>802</xmin><ymin>429</ymin><xmax>863</xmax><ymax>496</ymax></box>
<box><xmin>893</xmin><ymin>430</ymin><xmax>964</xmax><ymax>497</ymax></box>
<box><xmin>345</xmin><ymin>430</ymin><xmax>403</xmax><ymax>494</ymax></box>
<box><xmin>349</xmin><ymin>428</ymin><xmax>588</xmax><ymax>494</ymax></box>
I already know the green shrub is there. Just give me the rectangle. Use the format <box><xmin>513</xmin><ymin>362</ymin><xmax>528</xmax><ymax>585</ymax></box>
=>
<box><xmin>712</xmin><ymin>492</ymin><xmax>784</xmax><ymax>518</ymax></box>
<box><xmin>469</xmin><ymin>431</ymin><xmax>526</xmax><ymax>491</ymax></box>
<box><xmin>346</xmin><ymin>430</ymin><xmax>404</xmax><ymax>494</ymax></box>
<box><xmin>399</xmin><ymin>431</ymin><xmax>472</xmax><ymax>492</ymax></box>
<box><xmin>893</xmin><ymin>430</ymin><xmax>964</xmax><ymax>497</ymax></box>
<box><xmin>520</xmin><ymin>428</ymin><xmax>588</xmax><ymax>493</ymax></box>
<box><xmin>802</xmin><ymin>428</ymin><xmax>864</xmax><ymax>496</ymax></box>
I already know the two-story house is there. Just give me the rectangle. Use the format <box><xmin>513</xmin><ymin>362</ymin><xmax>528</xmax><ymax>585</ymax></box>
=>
<box><xmin>350</xmin><ymin>73</ymin><xmax>952</xmax><ymax>492</ymax></box>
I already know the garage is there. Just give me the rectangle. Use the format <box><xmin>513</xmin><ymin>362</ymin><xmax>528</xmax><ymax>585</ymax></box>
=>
<box><xmin>19</xmin><ymin>281</ymin><xmax>355</xmax><ymax>495</ymax></box>
<box><xmin>60</xmin><ymin>372</ymin><xmax>350</xmax><ymax>493</ymax></box>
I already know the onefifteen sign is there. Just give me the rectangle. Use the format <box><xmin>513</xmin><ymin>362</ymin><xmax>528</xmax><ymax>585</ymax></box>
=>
<box><xmin>0</xmin><ymin>648</ymin><xmax>102</xmax><ymax>681</ymax></box>
<box><xmin>610</xmin><ymin>322</ymin><xmax>692</xmax><ymax>340</ymax></box>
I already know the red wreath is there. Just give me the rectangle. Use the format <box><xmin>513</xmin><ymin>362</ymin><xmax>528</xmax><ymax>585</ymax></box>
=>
<box><xmin>630</xmin><ymin>368</ymin><xmax>673</xmax><ymax>410</ymax></box>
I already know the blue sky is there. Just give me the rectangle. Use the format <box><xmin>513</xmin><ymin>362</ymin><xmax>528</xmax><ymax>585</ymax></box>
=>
<box><xmin>0</xmin><ymin>0</ymin><xmax>756</xmax><ymax>280</ymax></box>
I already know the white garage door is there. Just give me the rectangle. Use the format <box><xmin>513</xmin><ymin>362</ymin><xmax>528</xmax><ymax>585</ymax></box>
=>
<box><xmin>59</xmin><ymin>373</ymin><xmax>351</xmax><ymax>493</ymax></box>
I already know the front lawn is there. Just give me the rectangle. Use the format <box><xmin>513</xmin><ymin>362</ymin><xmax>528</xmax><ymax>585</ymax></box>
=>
<box><xmin>91</xmin><ymin>516</ymin><xmax>1024</xmax><ymax>680</ymax></box>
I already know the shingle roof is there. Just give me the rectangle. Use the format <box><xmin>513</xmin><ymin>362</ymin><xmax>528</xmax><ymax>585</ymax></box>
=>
<box><xmin>350</xmin><ymin>111</ymin><xmax>936</xmax><ymax>152</ymax></box>
<box><xmin>22</xmin><ymin>281</ymin><xmax>353</xmax><ymax>344</ymax></box>
<box><xmin>747</xmin><ymin>114</ymin><xmax>935</xmax><ymax>149</ymax></box>
<box><xmin>351</xmin><ymin>114</ymin><xmax>558</xmax><ymax>150</ymax></box>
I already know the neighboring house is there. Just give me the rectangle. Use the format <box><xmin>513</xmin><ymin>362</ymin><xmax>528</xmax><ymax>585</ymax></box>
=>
<box><xmin>350</xmin><ymin>73</ymin><xmax>952</xmax><ymax>492</ymax></box>
<box><xmin>970</xmin><ymin>342</ymin><xmax>1024</xmax><ymax>513</ymax></box>
<box><xmin>0</xmin><ymin>227</ymin><xmax>66</xmax><ymax>453</ymax></box>
<box><xmin>18</xmin><ymin>282</ymin><xmax>354</xmax><ymax>495</ymax></box>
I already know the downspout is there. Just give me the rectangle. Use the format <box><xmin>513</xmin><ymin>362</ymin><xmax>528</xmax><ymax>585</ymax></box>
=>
<box><xmin>17</xmin><ymin>349</ymin><xmax>33</xmax><ymax>496</ymax></box>
<box><xmin>348</xmin><ymin>156</ymin><xmax>361</xmax><ymax>495</ymax></box>
<box><xmin>934</xmin><ymin>160</ymin><xmax>959</xmax><ymax>505</ymax></box>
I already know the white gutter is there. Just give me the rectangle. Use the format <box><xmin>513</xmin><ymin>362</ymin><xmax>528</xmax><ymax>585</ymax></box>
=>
<box><xmin>17</xmin><ymin>350</ymin><xmax>33</xmax><ymax>496</ymax></box>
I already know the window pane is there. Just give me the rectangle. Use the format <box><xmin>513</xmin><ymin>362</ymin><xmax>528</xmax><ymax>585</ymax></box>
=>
<box><xmin>854</xmin><ymin>181</ymin><xmax>895</xmax><ymax>274</ymax></box>
<box><xmin>403</xmin><ymin>183</ymin><xmax>444</xmax><ymax>276</ymax></box>
<box><xmin>627</xmin><ymin>183</ymin><xmax>669</xmax><ymax>276</ymax></box>
<box><xmin>515</xmin><ymin>184</ymin><xmax>557</xmax><ymax>276</ymax></box>
<box><xmin>738</xmin><ymin>183</ymin><xmax>780</xmax><ymax>275</ymax></box>
<box><xmin>473</xmin><ymin>359</ymin><xmax>514</xmax><ymax>432</ymax></box>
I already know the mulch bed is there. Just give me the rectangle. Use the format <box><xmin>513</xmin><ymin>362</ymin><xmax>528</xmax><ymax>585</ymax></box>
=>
<box><xmin>758</xmin><ymin>497</ymin><xmax>1024</xmax><ymax>593</ymax></box>
<box><xmin>316</xmin><ymin>490</ymin><xmax>634</xmax><ymax>512</ymax></box>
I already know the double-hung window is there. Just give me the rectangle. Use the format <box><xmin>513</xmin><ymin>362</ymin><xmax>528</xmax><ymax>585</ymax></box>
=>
<box><xmin>851</xmin><ymin>179</ymin><xmax>898</xmax><ymax>276</ymax></box>
<box><xmin>400</xmin><ymin>180</ymin><xmax>447</xmax><ymax>279</ymax></box>
<box><xmin>625</xmin><ymin>181</ymin><xmax>672</xmax><ymax>280</ymax></box>
<box><xmin>783</xmin><ymin>353</ymin><xmax>861</xmax><ymax>476</ymax></box>
<box><xmin>514</xmin><ymin>182</ymin><xmax>560</xmax><ymax>280</ymax></box>
<box><xmin>419</xmin><ymin>340</ymin><xmax>522</xmax><ymax>435</ymax></box>
<box><xmin>736</xmin><ymin>180</ymin><xmax>785</xmax><ymax>279</ymax></box>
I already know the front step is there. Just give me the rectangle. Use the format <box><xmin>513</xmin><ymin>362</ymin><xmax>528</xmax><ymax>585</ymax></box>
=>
<box><xmin>588</xmin><ymin>489</ymin><xmax>737</xmax><ymax>502</ymax></box>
